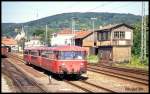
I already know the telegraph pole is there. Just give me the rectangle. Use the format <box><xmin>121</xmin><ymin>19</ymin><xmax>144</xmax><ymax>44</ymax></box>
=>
<box><xmin>141</xmin><ymin>2</ymin><xmax>146</xmax><ymax>63</ymax></box>
<box><xmin>91</xmin><ymin>17</ymin><xmax>97</xmax><ymax>55</ymax></box>
<box><xmin>45</xmin><ymin>24</ymin><xmax>48</xmax><ymax>46</ymax></box>
<box><xmin>24</xmin><ymin>26</ymin><xmax>29</xmax><ymax>42</ymax></box>
<box><xmin>15</xmin><ymin>28</ymin><xmax>20</xmax><ymax>52</ymax></box>
<box><xmin>91</xmin><ymin>17</ymin><xmax>97</xmax><ymax>46</ymax></box>
<box><xmin>72</xmin><ymin>17</ymin><xmax>77</xmax><ymax>46</ymax></box>
<box><xmin>143</xmin><ymin>2</ymin><xmax>147</xmax><ymax>60</ymax></box>
<box><xmin>22</xmin><ymin>25</ymin><xmax>25</xmax><ymax>51</ymax></box>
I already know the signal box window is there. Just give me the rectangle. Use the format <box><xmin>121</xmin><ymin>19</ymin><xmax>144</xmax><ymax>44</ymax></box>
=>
<box><xmin>114</xmin><ymin>31</ymin><xmax>125</xmax><ymax>39</ymax></box>
<box><xmin>98</xmin><ymin>32</ymin><xmax>110</xmax><ymax>41</ymax></box>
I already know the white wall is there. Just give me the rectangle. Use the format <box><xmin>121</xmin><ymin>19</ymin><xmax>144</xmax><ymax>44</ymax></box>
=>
<box><xmin>25</xmin><ymin>39</ymin><xmax>44</xmax><ymax>47</ymax></box>
<box><xmin>125</xmin><ymin>31</ymin><xmax>131</xmax><ymax>39</ymax></box>
<box><xmin>51</xmin><ymin>34</ymin><xmax>75</xmax><ymax>46</ymax></box>
<box><xmin>118</xmin><ymin>40</ymin><xmax>126</xmax><ymax>45</ymax></box>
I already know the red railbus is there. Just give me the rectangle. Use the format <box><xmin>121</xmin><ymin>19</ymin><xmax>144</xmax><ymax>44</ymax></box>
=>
<box><xmin>1</xmin><ymin>46</ymin><xmax>10</xmax><ymax>57</ymax></box>
<box><xmin>23</xmin><ymin>46</ymin><xmax>87</xmax><ymax>77</ymax></box>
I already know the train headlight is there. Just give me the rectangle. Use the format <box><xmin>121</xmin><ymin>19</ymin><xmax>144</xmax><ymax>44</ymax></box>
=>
<box><xmin>61</xmin><ymin>63</ymin><xmax>65</xmax><ymax>66</ymax></box>
<box><xmin>80</xmin><ymin>63</ymin><xmax>84</xmax><ymax>66</ymax></box>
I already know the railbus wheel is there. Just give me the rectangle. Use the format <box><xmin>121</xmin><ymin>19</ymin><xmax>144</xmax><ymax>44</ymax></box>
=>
<box><xmin>25</xmin><ymin>61</ymin><xmax>30</xmax><ymax>65</ymax></box>
<box><xmin>58</xmin><ymin>74</ymin><xmax>64</xmax><ymax>80</ymax></box>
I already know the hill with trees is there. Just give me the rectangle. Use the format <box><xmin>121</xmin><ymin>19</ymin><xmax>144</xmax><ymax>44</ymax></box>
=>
<box><xmin>2</xmin><ymin>12</ymin><xmax>141</xmax><ymax>37</ymax></box>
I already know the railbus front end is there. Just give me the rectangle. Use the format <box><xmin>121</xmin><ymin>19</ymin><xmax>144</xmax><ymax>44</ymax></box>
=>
<box><xmin>56</xmin><ymin>51</ymin><xmax>87</xmax><ymax>75</ymax></box>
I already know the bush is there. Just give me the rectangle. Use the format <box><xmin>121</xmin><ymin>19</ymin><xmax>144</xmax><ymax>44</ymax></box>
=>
<box><xmin>87</xmin><ymin>55</ymin><xmax>99</xmax><ymax>63</ymax></box>
<box><xmin>129</xmin><ymin>55</ymin><xmax>149</xmax><ymax>69</ymax></box>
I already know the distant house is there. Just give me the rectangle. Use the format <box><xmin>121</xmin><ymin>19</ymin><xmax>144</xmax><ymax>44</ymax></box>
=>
<box><xmin>51</xmin><ymin>33</ymin><xmax>75</xmax><ymax>46</ymax></box>
<box><xmin>2</xmin><ymin>37</ymin><xmax>18</xmax><ymax>52</ymax></box>
<box><xmin>25</xmin><ymin>36</ymin><xmax>44</xmax><ymax>47</ymax></box>
<box><xmin>51</xmin><ymin>28</ymin><xmax>93</xmax><ymax>54</ymax></box>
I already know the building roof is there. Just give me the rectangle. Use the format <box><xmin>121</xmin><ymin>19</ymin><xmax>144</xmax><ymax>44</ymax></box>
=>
<box><xmin>57</xmin><ymin>28</ymin><xmax>92</xmax><ymax>39</ymax></box>
<box><xmin>75</xmin><ymin>31</ymin><xmax>92</xmax><ymax>39</ymax></box>
<box><xmin>54</xmin><ymin>23</ymin><xmax>133</xmax><ymax>39</ymax></box>
<box><xmin>2</xmin><ymin>37</ymin><xmax>17</xmax><ymax>45</ymax></box>
<box><xmin>97</xmin><ymin>23</ymin><xmax>134</xmax><ymax>31</ymax></box>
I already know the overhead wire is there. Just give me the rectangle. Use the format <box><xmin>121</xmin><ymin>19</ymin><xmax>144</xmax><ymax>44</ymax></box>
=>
<box><xmin>84</xmin><ymin>3</ymin><xmax>109</xmax><ymax>13</ymax></box>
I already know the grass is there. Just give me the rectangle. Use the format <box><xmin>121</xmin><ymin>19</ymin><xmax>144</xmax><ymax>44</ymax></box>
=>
<box><xmin>114</xmin><ymin>55</ymin><xmax>149</xmax><ymax>71</ymax></box>
<box><xmin>87</xmin><ymin>55</ymin><xmax>99</xmax><ymax>64</ymax></box>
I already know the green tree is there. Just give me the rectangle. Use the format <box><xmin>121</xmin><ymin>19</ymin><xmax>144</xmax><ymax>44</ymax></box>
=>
<box><xmin>132</xmin><ymin>15</ymin><xmax>149</xmax><ymax>58</ymax></box>
<box><xmin>132</xmin><ymin>22</ymin><xmax>141</xmax><ymax>56</ymax></box>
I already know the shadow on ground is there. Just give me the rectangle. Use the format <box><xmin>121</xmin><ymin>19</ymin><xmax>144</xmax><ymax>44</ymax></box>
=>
<box><xmin>28</xmin><ymin>64</ymin><xmax>88</xmax><ymax>81</ymax></box>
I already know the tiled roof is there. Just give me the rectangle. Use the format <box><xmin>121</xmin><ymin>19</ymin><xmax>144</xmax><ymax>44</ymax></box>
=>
<box><xmin>57</xmin><ymin>28</ymin><xmax>92</xmax><ymax>39</ymax></box>
<box><xmin>2</xmin><ymin>37</ymin><xmax>17</xmax><ymax>45</ymax></box>
<box><xmin>75</xmin><ymin>30</ymin><xmax>92</xmax><ymax>39</ymax></box>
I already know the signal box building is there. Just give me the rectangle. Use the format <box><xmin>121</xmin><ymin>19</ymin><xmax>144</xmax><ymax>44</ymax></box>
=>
<box><xmin>95</xmin><ymin>23</ymin><xmax>133</xmax><ymax>63</ymax></box>
<box><xmin>75</xmin><ymin>23</ymin><xmax>133</xmax><ymax>63</ymax></box>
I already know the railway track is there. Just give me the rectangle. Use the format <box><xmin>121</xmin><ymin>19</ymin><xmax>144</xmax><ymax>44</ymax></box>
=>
<box><xmin>7</xmin><ymin>53</ymin><xmax>149</xmax><ymax>92</ymax></box>
<box><xmin>88</xmin><ymin>67</ymin><xmax>148</xmax><ymax>85</ymax></box>
<box><xmin>2</xmin><ymin>58</ymin><xmax>47</xmax><ymax>93</ymax></box>
<box><xmin>88</xmin><ymin>65</ymin><xmax>148</xmax><ymax>80</ymax></box>
<box><xmin>7</xmin><ymin>53</ymin><xmax>25</xmax><ymax>63</ymax></box>
<box><xmin>89</xmin><ymin>63</ymin><xmax>148</xmax><ymax>75</ymax></box>
<box><xmin>8</xmin><ymin>53</ymin><xmax>117</xmax><ymax>93</ymax></box>
<box><xmin>11</xmin><ymin>52</ymin><xmax>148</xmax><ymax>76</ymax></box>
<box><xmin>64</xmin><ymin>80</ymin><xmax>116</xmax><ymax>93</ymax></box>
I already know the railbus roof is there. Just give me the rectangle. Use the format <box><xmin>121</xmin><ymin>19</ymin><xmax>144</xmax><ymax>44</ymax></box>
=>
<box><xmin>24</xmin><ymin>46</ymin><xmax>86</xmax><ymax>51</ymax></box>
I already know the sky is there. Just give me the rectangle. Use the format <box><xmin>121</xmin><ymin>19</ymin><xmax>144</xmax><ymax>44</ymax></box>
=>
<box><xmin>2</xmin><ymin>1</ymin><xmax>149</xmax><ymax>23</ymax></box>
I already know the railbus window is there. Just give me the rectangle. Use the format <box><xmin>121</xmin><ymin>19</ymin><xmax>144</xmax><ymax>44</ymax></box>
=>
<box><xmin>41</xmin><ymin>50</ymin><xmax>55</xmax><ymax>59</ymax></box>
<box><xmin>38</xmin><ymin>50</ymin><xmax>41</xmax><ymax>56</ymax></box>
<box><xmin>30</xmin><ymin>51</ymin><xmax>38</xmax><ymax>56</ymax></box>
<box><xmin>41</xmin><ymin>50</ymin><xmax>49</xmax><ymax>58</ymax></box>
<box><xmin>24</xmin><ymin>50</ymin><xmax>28</xmax><ymax>54</ymax></box>
<box><xmin>29</xmin><ymin>50</ymin><xmax>31</xmax><ymax>54</ymax></box>
<box><xmin>58</xmin><ymin>51</ymin><xmax>86</xmax><ymax>60</ymax></box>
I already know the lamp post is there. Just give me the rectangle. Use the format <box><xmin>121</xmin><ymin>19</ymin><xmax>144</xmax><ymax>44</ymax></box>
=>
<box><xmin>15</xmin><ymin>28</ymin><xmax>20</xmax><ymax>52</ymax></box>
<box><xmin>21</xmin><ymin>25</ymin><xmax>25</xmax><ymax>51</ymax></box>
<box><xmin>24</xmin><ymin>26</ymin><xmax>29</xmax><ymax>42</ymax></box>
<box><xmin>71</xmin><ymin>17</ymin><xmax>78</xmax><ymax>46</ymax></box>
<box><xmin>91</xmin><ymin>17</ymin><xmax>97</xmax><ymax>44</ymax></box>
<box><xmin>91</xmin><ymin>17</ymin><xmax>97</xmax><ymax>55</ymax></box>
<box><xmin>45</xmin><ymin>24</ymin><xmax>48</xmax><ymax>46</ymax></box>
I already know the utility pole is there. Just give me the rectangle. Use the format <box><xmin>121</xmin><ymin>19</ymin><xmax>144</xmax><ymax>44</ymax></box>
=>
<box><xmin>141</xmin><ymin>2</ymin><xmax>146</xmax><ymax>63</ymax></box>
<box><xmin>143</xmin><ymin>2</ymin><xmax>147</xmax><ymax>60</ymax></box>
<box><xmin>91</xmin><ymin>17</ymin><xmax>97</xmax><ymax>55</ymax></box>
<box><xmin>91</xmin><ymin>17</ymin><xmax>97</xmax><ymax>46</ymax></box>
<box><xmin>72</xmin><ymin>17</ymin><xmax>77</xmax><ymax>46</ymax></box>
<box><xmin>24</xmin><ymin>26</ymin><xmax>29</xmax><ymax>42</ymax></box>
<box><xmin>15</xmin><ymin>28</ymin><xmax>20</xmax><ymax>52</ymax></box>
<box><xmin>45</xmin><ymin>24</ymin><xmax>48</xmax><ymax>46</ymax></box>
<box><xmin>21</xmin><ymin>25</ymin><xmax>25</xmax><ymax>51</ymax></box>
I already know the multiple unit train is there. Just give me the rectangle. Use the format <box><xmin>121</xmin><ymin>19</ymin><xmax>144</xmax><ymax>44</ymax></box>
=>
<box><xmin>23</xmin><ymin>46</ymin><xmax>87</xmax><ymax>77</ymax></box>
<box><xmin>1</xmin><ymin>46</ymin><xmax>11</xmax><ymax>57</ymax></box>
